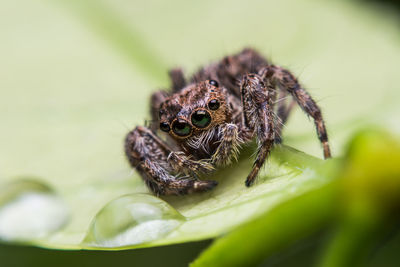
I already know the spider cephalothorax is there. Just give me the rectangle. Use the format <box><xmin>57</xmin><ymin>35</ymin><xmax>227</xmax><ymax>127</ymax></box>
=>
<box><xmin>158</xmin><ymin>80</ymin><xmax>230</xmax><ymax>139</ymax></box>
<box><xmin>125</xmin><ymin>48</ymin><xmax>331</xmax><ymax>195</ymax></box>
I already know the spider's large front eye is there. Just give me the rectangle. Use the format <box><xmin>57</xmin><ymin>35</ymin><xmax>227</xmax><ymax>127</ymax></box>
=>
<box><xmin>160</xmin><ymin>122</ymin><xmax>170</xmax><ymax>132</ymax></box>
<box><xmin>172</xmin><ymin>119</ymin><xmax>192</xmax><ymax>137</ymax></box>
<box><xmin>191</xmin><ymin>109</ymin><xmax>211</xmax><ymax>128</ymax></box>
<box><xmin>208</xmin><ymin>99</ymin><xmax>220</xmax><ymax>110</ymax></box>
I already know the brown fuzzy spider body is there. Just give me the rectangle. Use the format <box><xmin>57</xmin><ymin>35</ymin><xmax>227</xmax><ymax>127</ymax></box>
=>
<box><xmin>125</xmin><ymin>48</ymin><xmax>331</xmax><ymax>195</ymax></box>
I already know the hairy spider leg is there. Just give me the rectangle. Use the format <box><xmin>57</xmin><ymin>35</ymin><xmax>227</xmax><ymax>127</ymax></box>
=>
<box><xmin>260</xmin><ymin>65</ymin><xmax>331</xmax><ymax>159</ymax></box>
<box><xmin>240</xmin><ymin>74</ymin><xmax>276</xmax><ymax>186</ymax></box>
<box><xmin>125</xmin><ymin>126</ymin><xmax>217</xmax><ymax>195</ymax></box>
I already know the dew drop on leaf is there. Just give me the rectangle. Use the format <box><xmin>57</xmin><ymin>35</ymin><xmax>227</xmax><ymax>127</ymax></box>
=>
<box><xmin>82</xmin><ymin>194</ymin><xmax>185</xmax><ymax>248</ymax></box>
<box><xmin>0</xmin><ymin>179</ymin><xmax>69</xmax><ymax>241</ymax></box>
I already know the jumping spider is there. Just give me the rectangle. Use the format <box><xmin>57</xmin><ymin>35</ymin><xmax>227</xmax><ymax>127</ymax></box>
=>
<box><xmin>125</xmin><ymin>48</ymin><xmax>331</xmax><ymax>195</ymax></box>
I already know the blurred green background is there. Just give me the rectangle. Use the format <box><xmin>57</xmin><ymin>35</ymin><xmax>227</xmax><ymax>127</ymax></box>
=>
<box><xmin>1</xmin><ymin>0</ymin><xmax>400</xmax><ymax>266</ymax></box>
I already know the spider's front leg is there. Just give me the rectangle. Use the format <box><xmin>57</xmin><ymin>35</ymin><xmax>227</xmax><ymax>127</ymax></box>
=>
<box><xmin>167</xmin><ymin>151</ymin><xmax>214</xmax><ymax>176</ymax></box>
<box><xmin>240</xmin><ymin>74</ymin><xmax>276</xmax><ymax>187</ymax></box>
<box><xmin>125</xmin><ymin>126</ymin><xmax>217</xmax><ymax>195</ymax></box>
<box><xmin>260</xmin><ymin>65</ymin><xmax>331</xmax><ymax>159</ymax></box>
<box><xmin>211</xmin><ymin>123</ymin><xmax>244</xmax><ymax>166</ymax></box>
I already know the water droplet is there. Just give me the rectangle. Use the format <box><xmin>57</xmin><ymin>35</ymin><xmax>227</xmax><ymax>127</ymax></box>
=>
<box><xmin>83</xmin><ymin>194</ymin><xmax>185</xmax><ymax>248</ymax></box>
<box><xmin>0</xmin><ymin>179</ymin><xmax>69</xmax><ymax>241</ymax></box>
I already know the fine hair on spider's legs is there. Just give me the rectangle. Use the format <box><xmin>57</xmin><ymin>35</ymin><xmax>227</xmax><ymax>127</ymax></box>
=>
<box><xmin>261</xmin><ymin>65</ymin><xmax>331</xmax><ymax>159</ymax></box>
<box><xmin>125</xmin><ymin>126</ymin><xmax>217</xmax><ymax>195</ymax></box>
<box><xmin>186</xmin><ymin>127</ymin><xmax>217</xmax><ymax>155</ymax></box>
<box><xmin>167</xmin><ymin>151</ymin><xmax>214</xmax><ymax>176</ymax></box>
<box><xmin>211</xmin><ymin>123</ymin><xmax>243</xmax><ymax>166</ymax></box>
<box><xmin>137</xmin><ymin>126</ymin><xmax>214</xmax><ymax>175</ymax></box>
<box><xmin>240</xmin><ymin>74</ymin><xmax>276</xmax><ymax>187</ymax></box>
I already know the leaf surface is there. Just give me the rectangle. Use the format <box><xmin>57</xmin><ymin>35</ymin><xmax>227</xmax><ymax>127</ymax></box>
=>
<box><xmin>0</xmin><ymin>0</ymin><xmax>399</xmax><ymax>250</ymax></box>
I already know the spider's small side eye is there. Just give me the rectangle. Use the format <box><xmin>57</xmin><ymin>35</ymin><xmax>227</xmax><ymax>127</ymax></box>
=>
<box><xmin>208</xmin><ymin>99</ymin><xmax>220</xmax><ymax>110</ymax></box>
<box><xmin>160</xmin><ymin>122</ymin><xmax>170</xmax><ymax>132</ymax></box>
<box><xmin>209</xmin><ymin>80</ymin><xmax>219</xmax><ymax>87</ymax></box>
<box><xmin>191</xmin><ymin>109</ymin><xmax>211</xmax><ymax>128</ymax></box>
<box><xmin>172</xmin><ymin>120</ymin><xmax>192</xmax><ymax>137</ymax></box>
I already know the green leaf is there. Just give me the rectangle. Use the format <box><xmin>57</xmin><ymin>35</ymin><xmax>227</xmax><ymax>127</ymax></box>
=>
<box><xmin>318</xmin><ymin>129</ymin><xmax>400</xmax><ymax>267</ymax></box>
<box><xmin>0</xmin><ymin>0</ymin><xmax>399</xmax><ymax>251</ymax></box>
<box><xmin>191</xmin><ymin>129</ymin><xmax>400</xmax><ymax>267</ymax></box>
